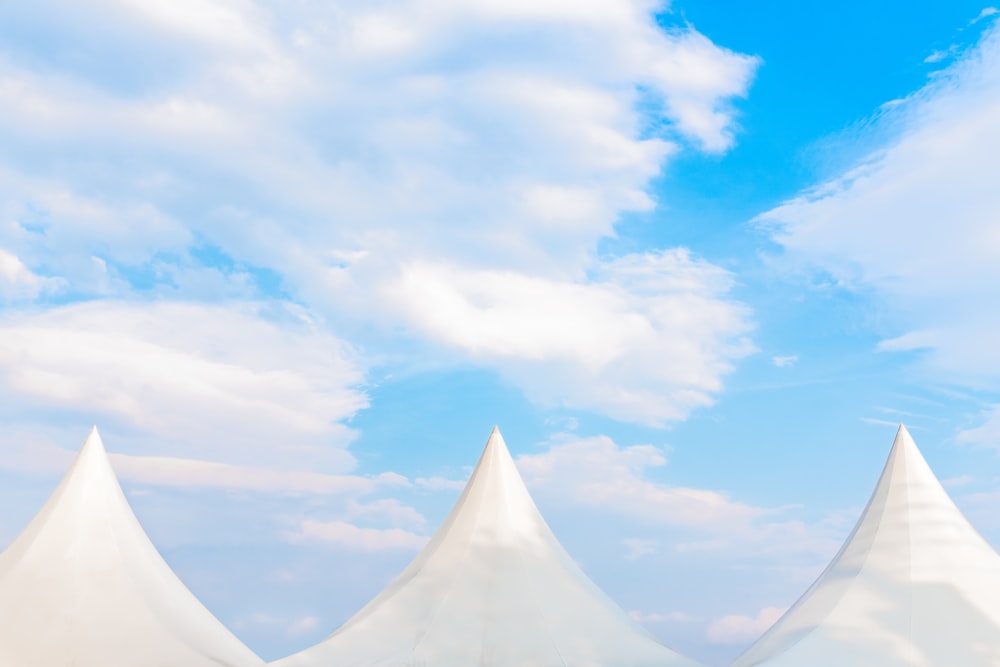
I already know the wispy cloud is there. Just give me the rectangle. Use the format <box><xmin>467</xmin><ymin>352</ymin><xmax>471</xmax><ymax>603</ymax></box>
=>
<box><xmin>771</xmin><ymin>355</ymin><xmax>798</xmax><ymax>368</ymax></box>
<box><xmin>622</xmin><ymin>538</ymin><xmax>657</xmax><ymax>561</ymax></box>
<box><xmin>973</xmin><ymin>7</ymin><xmax>999</xmax><ymax>24</ymax></box>
<box><xmin>942</xmin><ymin>474</ymin><xmax>974</xmax><ymax>487</ymax></box>
<box><xmin>285</xmin><ymin>520</ymin><xmax>428</xmax><ymax>552</ymax></box>
<box><xmin>706</xmin><ymin>606</ymin><xmax>786</xmax><ymax>644</ymax></box>
<box><xmin>628</xmin><ymin>610</ymin><xmax>697</xmax><ymax>625</ymax></box>
<box><xmin>232</xmin><ymin>613</ymin><xmax>323</xmax><ymax>640</ymax></box>
<box><xmin>759</xmin><ymin>21</ymin><xmax>1000</xmax><ymax>440</ymax></box>
<box><xmin>517</xmin><ymin>433</ymin><xmax>844</xmax><ymax>560</ymax></box>
<box><xmin>414</xmin><ymin>476</ymin><xmax>466</xmax><ymax>492</ymax></box>
<box><xmin>111</xmin><ymin>453</ymin><xmax>402</xmax><ymax>496</ymax></box>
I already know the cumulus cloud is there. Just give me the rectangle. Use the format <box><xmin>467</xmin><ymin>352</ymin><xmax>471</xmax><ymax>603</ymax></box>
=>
<box><xmin>706</xmin><ymin>606</ymin><xmax>786</xmax><ymax>644</ymax></box>
<box><xmin>0</xmin><ymin>0</ymin><xmax>758</xmax><ymax>429</ymax></box>
<box><xmin>390</xmin><ymin>250</ymin><xmax>754</xmax><ymax>424</ymax></box>
<box><xmin>518</xmin><ymin>434</ymin><xmax>764</xmax><ymax>527</ymax></box>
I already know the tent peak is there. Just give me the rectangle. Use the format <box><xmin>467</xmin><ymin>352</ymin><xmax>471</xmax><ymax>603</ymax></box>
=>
<box><xmin>892</xmin><ymin>422</ymin><xmax>914</xmax><ymax>448</ymax></box>
<box><xmin>885</xmin><ymin>422</ymin><xmax>929</xmax><ymax>473</ymax></box>
<box><xmin>273</xmin><ymin>426</ymin><xmax>699</xmax><ymax>667</ymax></box>
<box><xmin>732</xmin><ymin>426</ymin><xmax>1000</xmax><ymax>667</ymax></box>
<box><xmin>81</xmin><ymin>425</ymin><xmax>107</xmax><ymax>454</ymax></box>
<box><xmin>484</xmin><ymin>424</ymin><xmax>506</xmax><ymax>452</ymax></box>
<box><xmin>0</xmin><ymin>429</ymin><xmax>263</xmax><ymax>666</ymax></box>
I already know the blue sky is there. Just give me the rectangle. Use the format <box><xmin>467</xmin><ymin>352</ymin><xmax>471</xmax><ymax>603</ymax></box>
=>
<box><xmin>2</xmin><ymin>1</ymin><xmax>1000</xmax><ymax>665</ymax></box>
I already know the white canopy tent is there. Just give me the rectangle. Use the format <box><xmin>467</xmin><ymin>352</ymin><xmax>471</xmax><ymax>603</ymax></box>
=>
<box><xmin>273</xmin><ymin>426</ymin><xmax>700</xmax><ymax>667</ymax></box>
<box><xmin>0</xmin><ymin>427</ymin><xmax>263</xmax><ymax>667</ymax></box>
<box><xmin>732</xmin><ymin>425</ymin><xmax>1000</xmax><ymax>666</ymax></box>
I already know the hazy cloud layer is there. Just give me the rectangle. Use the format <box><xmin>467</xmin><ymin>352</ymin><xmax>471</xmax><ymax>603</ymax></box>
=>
<box><xmin>706</xmin><ymin>606</ymin><xmax>786</xmax><ymax>645</ymax></box>
<box><xmin>518</xmin><ymin>433</ymin><xmax>844</xmax><ymax>559</ymax></box>
<box><xmin>0</xmin><ymin>301</ymin><xmax>366</xmax><ymax>468</ymax></box>
<box><xmin>285</xmin><ymin>520</ymin><xmax>429</xmax><ymax>551</ymax></box>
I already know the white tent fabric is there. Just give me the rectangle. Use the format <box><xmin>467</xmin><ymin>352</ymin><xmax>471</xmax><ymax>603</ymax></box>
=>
<box><xmin>732</xmin><ymin>425</ymin><xmax>1000</xmax><ymax>667</ymax></box>
<box><xmin>273</xmin><ymin>427</ymin><xmax>700</xmax><ymax>667</ymax></box>
<box><xmin>0</xmin><ymin>427</ymin><xmax>263</xmax><ymax>667</ymax></box>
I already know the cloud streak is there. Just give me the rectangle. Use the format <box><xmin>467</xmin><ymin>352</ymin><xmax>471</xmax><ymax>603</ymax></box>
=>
<box><xmin>0</xmin><ymin>301</ymin><xmax>366</xmax><ymax>469</ymax></box>
<box><xmin>706</xmin><ymin>606</ymin><xmax>786</xmax><ymax>645</ymax></box>
<box><xmin>285</xmin><ymin>520</ymin><xmax>428</xmax><ymax>552</ymax></box>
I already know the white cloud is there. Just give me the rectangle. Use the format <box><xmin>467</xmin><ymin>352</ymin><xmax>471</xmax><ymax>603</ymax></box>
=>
<box><xmin>414</xmin><ymin>476</ymin><xmax>467</xmax><ymax>492</ymax></box>
<box><xmin>760</xmin><ymin>22</ymin><xmax>1000</xmax><ymax>389</ymax></box>
<box><xmin>0</xmin><ymin>300</ymin><xmax>367</xmax><ymax>469</ymax></box>
<box><xmin>628</xmin><ymin>610</ymin><xmax>697</xmax><ymax>625</ymax></box>
<box><xmin>0</xmin><ymin>248</ymin><xmax>60</xmax><ymax>300</ymax></box>
<box><xmin>518</xmin><ymin>433</ymin><xmax>847</xmax><ymax>559</ymax></box>
<box><xmin>958</xmin><ymin>405</ymin><xmax>1000</xmax><ymax>448</ymax></box>
<box><xmin>974</xmin><ymin>7</ymin><xmax>999</xmax><ymax>23</ymax></box>
<box><xmin>233</xmin><ymin>612</ymin><xmax>323</xmax><ymax>639</ymax></box>
<box><xmin>344</xmin><ymin>498</ymin><xmax>427</xmax><ymax>529</ymax></box>
<box><xmin>771</xmin><ymin>354</ymin><xmax>798</xmax><ymax>368</ymax></box>
<box><xmin>111</xmin><ymin>453</ymin><xmax>398</xmax><ymax>495</ymax></box>
<box><xmin>623</xmin><ymin>538</ymin><xmax>657</xmax><ymax>560</ymax></box>
<box><xmin>943</xmin><ymin>474</ymin><xmax>974</xmax><ymax>487</ymax></box>
<box><xmin>0</xmin><ymin>438</ymin><xmax>418</xmax><ymax>500</ymax></box>
<box><xmin>285</xmin><ymin>520</ymin><xmax>428</xmax><ymax>551</ymax></box>
<box><xmin>518</xmin><ymin>434</ymin><xmax>764</xmax><ymax>527</ymax></box>
<box><xmin>0</xmin><ymin>0</ymin><xmax>758</xmax><ymax>428</ymax></box>
<box><xmin>111</xmin><ymin>0</ymin><xmax>272</xmax><ymax>52</ymax></box>
<box><xmin>924</xmin><ymin>48</ymin><xmax>955</xmax><ymax>64</ymax></box>
<box><xmin>759</xmin><ymin>19</ymin><xmax>1000</xmax><ymax>449</ymax></box>
<box><xmin>286</xmin><ymin>615</ymin><xmax>321</xmax><ymax>638</ymax></box>
<box><xmin>706</xmin><ymin>606</ymin><xmax>786</xmax><ymax>644</ymax></box>
<box><xmin>389</xmin><ymin>250</ymin><xmax>754</xmax><ymax>425</ymax></box>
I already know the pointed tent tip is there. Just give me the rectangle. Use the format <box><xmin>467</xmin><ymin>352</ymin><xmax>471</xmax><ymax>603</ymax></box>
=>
<box><xmin>892</xmin><ymin>423</ymin><xmax>918</xmax><ymax>452</ymax></box>
<box><xmin>84</xmin><ymin>425</ymin><xmax>102</xmax><ymax>443</ymax></box>
<box><xmin>485</xmin><ymin>424</ymin><xmax>505</xmax><ymax>448</ymax></box>
<box><xmin>886</xmin><ymin>423</ymin><xmax>933</xmax><ymax>473</ymax></box>
<box><xmin>81</xmin><ymin>425</ymin><xmax>107</xmax><ymax>455</ymax></box>
<box><xmin>482</xmin><ymin>425</ymin><xmax>514</xmax><ymax>462</ymax></box>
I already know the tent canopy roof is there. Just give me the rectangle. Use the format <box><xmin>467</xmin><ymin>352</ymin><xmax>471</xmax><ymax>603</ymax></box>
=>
<box><xmin>733</xmin><ymin>425</ymin><xmax>1000</xmax><ymax>667</ymax></box>
<box><xmin>0</xmin><ymin>427</ymin><xmax>262</xmax><ymax>667</ymax></box>
<box><xmin>274</xmin><ymin>426</ymin><xmax>700</xmax><ymax>667</ymax></box>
